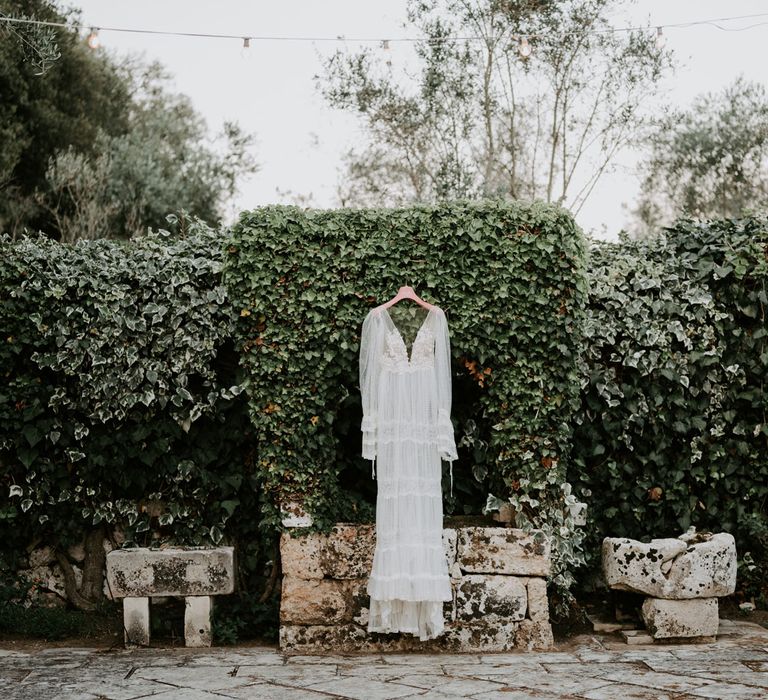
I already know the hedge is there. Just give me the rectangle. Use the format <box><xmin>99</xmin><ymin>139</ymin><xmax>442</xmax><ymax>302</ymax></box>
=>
<box><xmin>571</xmin><ymin>218</ymin><xmax>768</xmax><ymax>597</ymax></box>
<box><xmin>223</xmin><ymin>201</ymin><xmax>589</xmax><ymax>597</ymax></box>
<box><xmin>2</xmin><ymin>202</ymin><xmax>587</xmax><ymax>615</ymax></box>
<box><xmin>0</xmin><ymin>219</ymin><xmax>278</xmax><ymax>638</ymax></box>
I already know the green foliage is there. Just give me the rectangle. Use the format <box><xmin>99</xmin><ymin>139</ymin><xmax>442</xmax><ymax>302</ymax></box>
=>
<box><xmin>0</xmin><ymin>1</ymin><xmax>257</xmax><ymax>241</ymax></box>
<box><xmin>223</xmin><ymin>201</ymin><xmax>588</xmax><ymax>595</ymax></box>
<box><xmin>321</xmin><ymin>0</ymin><xmax>672</xmax><ymax>210</ymax></box>
<box><xmin>0</xmin><ymin>219</ymin><xmax>276</xmax><ymax>635</ymax></box>
<box><xmin>0</xmin><ymin>0</ymin><xmax>133</xmax><ymax>234</ymax></box>
<box><xmin>571</xmin><ymin>218</ymin><xmax>768</xmax><ymax>576</ymax></box>
<box><xmin>633</xmin><ymin>78</ymin><xmax>768</xmax><ymax>236</ymax></box>
<box><xmin>1</xmin><ymin>218</ymin><xmax>249</xmax><ymax>543</ymax></box>
<box><xmin>0</xmin><ymin>602</ymin><xmax>118</xmax><ymax>640</ymax></box>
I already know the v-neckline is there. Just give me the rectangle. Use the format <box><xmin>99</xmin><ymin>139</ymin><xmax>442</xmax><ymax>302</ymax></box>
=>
<box><xmin>380</xmin><ymin>305</ymin><xmax>436</xmax><ymax>364</ymax></box>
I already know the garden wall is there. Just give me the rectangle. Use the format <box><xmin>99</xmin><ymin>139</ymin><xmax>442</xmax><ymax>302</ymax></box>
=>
<box><xmin>570</xmin><ymin>218</ymin><xmax>768</xmax><ymax>596</ymax></box>
<box><xmin>224</xmin><ymin>202</ymin><xmax>589</xmax><ymax>598</ymax></box>
<box><xmin>279</xmin><ymin>520</ymin><xmax>553</xmax><ymax>653</ymax></box>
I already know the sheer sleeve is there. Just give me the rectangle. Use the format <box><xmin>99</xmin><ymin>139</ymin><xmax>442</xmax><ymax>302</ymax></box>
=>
<box><xmin>359</xmin><ymin>308</ymin><xmax>382</xmax><ymax>479</ymax></box>
<box><xmin>434</xmin><ymin>307</ymin><xmax>458</xmax><ymax>496</ymax></box>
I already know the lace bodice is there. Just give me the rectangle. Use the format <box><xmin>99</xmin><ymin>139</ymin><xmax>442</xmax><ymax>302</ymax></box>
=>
<box><xmin>382</xmin><ymin>324</ymin><xmax>436</xmax><ymax>371</ymax></box>
<box><xmin>359</xmin><ymin>303</ymin><xmax>458</xmax><ymax>493</ymax></box>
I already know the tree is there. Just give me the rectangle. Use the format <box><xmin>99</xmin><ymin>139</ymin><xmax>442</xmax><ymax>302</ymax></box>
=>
<box><xmin>320</xmin><ymin>0</ymin><xmax>672</xmax><ymax>212</ymax></box>
<box><xmin>0</xmin><ymin>0</ymin><xmax>133</xmax><ymax>236</ymax></box>
<box><xmin>631</xmin><ymin>77</ymin><xmax>768</xmax><ymax>237</ymax></box>
<box><xmin>36</xmin><ymin>60</ymin><xmax>258</xmax><ymax>241</ymax></box>
<box><xmin>1</xmin><ymin>0</ymin><xmax>257</xmax><ymax>241</ymax></box>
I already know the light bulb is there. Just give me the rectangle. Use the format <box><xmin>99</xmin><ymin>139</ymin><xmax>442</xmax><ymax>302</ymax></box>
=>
<box><xmin>240</xmin><ymin>37</ymin><xmax>253</xmax><ymax>61</ymax></box>
<box><xmin>518</xmin><ymin>36</ymin><xmax>532</xmax><ymax>59</ymax></box>
<box><xmin>382</xmin><ymin>39</ymin><xmax>391</xmax><ymax>68</ymax></box>
<box><xmin>655</xmin><ymin>26</ymin><xmax>666</xmax><ymax>48</ymax></box>
<box><xmin>87</xmin><ymin>27</ymin><xmax>100</xmax><ymax>50</ymax></box>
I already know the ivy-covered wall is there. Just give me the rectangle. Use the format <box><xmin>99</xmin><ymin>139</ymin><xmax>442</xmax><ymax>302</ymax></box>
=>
<box><xmin>1</xmin><ymin>220</ymin><xmax>279</xmax><ymax>638</ymax></box>
<box><xmin>2</xmin><ymin>202</ymin><xmax>587</xmax><ymax>615</ymax></box>
<box><xmin>223</xmin><ymin>202</ymin><xmax>589</xmax><ymax>594</ymax></box>
<box><xmin>571</xmin><ymin>218</ymin><xmax>768</xmax><ymax>598</ymax></box>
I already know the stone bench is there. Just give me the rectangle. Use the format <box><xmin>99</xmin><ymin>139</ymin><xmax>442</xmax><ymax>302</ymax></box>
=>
<box><xmin>279</xmin><ymin>521</ymin><xmax>553</xmax><ymax>653</ymax></box>
<box><xmin>106</xmin><ymin>546</ymin><xmax>235</xmax><ymax>647</ymax></box>
<box><xmin>602</xmin><ymin>530</ymin><xmax>736</xmax><ymax>641</ymax></box>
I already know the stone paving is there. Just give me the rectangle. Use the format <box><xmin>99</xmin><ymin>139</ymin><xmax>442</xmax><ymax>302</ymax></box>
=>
<box><xmin>1</xmin><ymin>619</ymin><xmax>767</xmax><ymax>699</ymax></box>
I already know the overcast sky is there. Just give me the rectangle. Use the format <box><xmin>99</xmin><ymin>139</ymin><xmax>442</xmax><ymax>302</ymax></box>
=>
<box><xmin>69</xmin><ymin>1</ymin><xmax>768</xmax><ymax>240</ymax></box>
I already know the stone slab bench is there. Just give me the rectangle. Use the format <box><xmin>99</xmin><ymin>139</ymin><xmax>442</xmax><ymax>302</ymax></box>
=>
<box><xmin>279</xmin><ymin>521</ymin><xmax>553</xmax><ymax>653</ymax></box>
<box><xmin>106</xmin><ymin>546</ymin><xmax>235</xmax><ymax>647</ymax></box>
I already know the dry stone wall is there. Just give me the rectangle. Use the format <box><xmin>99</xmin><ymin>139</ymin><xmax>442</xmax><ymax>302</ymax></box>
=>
<box><xmin>279</xmin><ymin>522</ymin><xmax>553</xmax><ymax>653</ymax></box>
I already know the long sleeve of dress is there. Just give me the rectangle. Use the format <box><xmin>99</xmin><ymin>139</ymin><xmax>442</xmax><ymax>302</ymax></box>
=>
<box><xmin>359</xmin><ymin>309</ymin><xmax>381</xmax><ymax>479</ymax></box>
<box><xmin>434</xmin><ymin>308</ymin><xmax>458</xmax><ymax>496</ymax></box>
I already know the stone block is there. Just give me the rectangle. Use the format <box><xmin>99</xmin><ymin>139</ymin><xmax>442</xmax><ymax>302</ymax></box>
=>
<box><xmin>442</xmin><ymin>528</ymin><xmax>457</xmax><ymax>567</ymax></box>
<box><xmin>106</xmin><ymin>546</ymin><xmax>234</xmax><ymax>598</ymax></box>
<box><xmin>123</xmin><ymin>596</ymin><xmax>150</xmax><ymax>646</ymax></box>
<box><xmin>620</xmin><ymin>629</ymin><xmax>653</xmax><ymax>645</ymax></box>
<box><xmin>525</xmin><ymin>577</ymin><xmax>549</xmax><ymax>622</ymax></box>
<box><xmin>280</xmin><ymin>498</ymin><xmax>313</xmax><ymax>527</ymax></box>
<box><xmin>456</xmin><ymin>527</ymin><xmax>551</xmax><ymax>576</ymax></box>
<box><xmin>184</xmin><ymin>596</ymin><xmax>212</xmax><ymax>647</ymax></box>
<box><xmin>455</xmin><ymin>574</ymin><xmax>527</xmax><ymax>621</ymax></box>
<box><xmin>280</xmin><ymin>575</ymin><xmax>369</xmax><ymax>625</ymax></box>
<box><xmin>515</xmin><ymin>618</ymin><xmax>555</xmax><ymax>650</ymax></box>
<box><xmin>440</xmin><ymin>618</ymin><xmax>523</xmax><ymax>652</ymax></box>
<box><xmin>28</xmin><ymin>546</ymin><xmax>55</xmax><ymax>568</ymax></box>
<box><xmin>280</xmin><ymin>524</ymin><xmax>376</xmax><ymax>580</ymax></box>
<box><xmin>641</xmin><ymin>597</ymin><xmax>719</xmax><ymax>639</ymax></box>
<box><xmin>602</xmin><ymin>533</ymin><xmax>736</xmax><ymax>599</ymax></box>
<box><xmin>280</xmin><ymin>618</ymin><xmax>525</xmax><ymax>654</ymax></box>
<box><xmin>280</xmin><ymin>531</ymin><xmax>324</xmax><ymax>579</ymax></box>
<box><xmin>323</xmin><ymin>524</ymin><xmax>376</xmax><ymax>578</ymax></box>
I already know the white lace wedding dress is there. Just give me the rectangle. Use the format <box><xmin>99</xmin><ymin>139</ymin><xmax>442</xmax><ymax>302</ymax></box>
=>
<box><xmin>359</xmin><ymin>303</ymin><xmax>458</xmax><ymax>640</ymax></box>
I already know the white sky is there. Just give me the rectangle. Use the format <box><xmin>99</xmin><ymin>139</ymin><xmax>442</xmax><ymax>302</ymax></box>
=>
<box><xmin>69</xmin><ymin>1</ymin><xmax>768</xmax><ymax>241</ymax></box>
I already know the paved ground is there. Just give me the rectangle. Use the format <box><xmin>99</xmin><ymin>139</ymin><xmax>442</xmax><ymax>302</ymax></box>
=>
<box><xmin>1</xmin><ymin>620</ymin><xmax>767</xmax><ymax>699</ymax></box>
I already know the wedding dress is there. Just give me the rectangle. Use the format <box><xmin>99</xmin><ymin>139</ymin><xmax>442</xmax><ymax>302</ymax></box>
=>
<box><xmin>359</xmin><ymin>303</ymin><xmax>458</xmax><ymax>640</ymax></box>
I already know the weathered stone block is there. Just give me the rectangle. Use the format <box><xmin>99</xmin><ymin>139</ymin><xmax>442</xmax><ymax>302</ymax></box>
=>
<box><xmin>323</xmin><ymin>524</ymin><xmax>376</xmax><ymax>578</ymax></box>
<box><xmin>455</xmin><ymin>574</ymin><xmax>527</xmax><ymax>621</ymax></box>
<box><xmin>442</xmin><ymin>528</ymin><xmax>457</xmax><ymax>567</ymax></box>
<box><xmin>106</xmin><ymin>547</ymin><xmax>234</xmax><ymax>598</ymax></box>
<box><xmin>280</xmin><ymin>524</ymin><xmax>376</xmax><ymax>580</ymax></box>
<box><xmin>28</xmin><ymin>546</ymin><xmax>55</xmax><ymax>568</ymax></box>
<box><xmin>184</xmin><ymin>596</ymin><xmax>212</xmax><ymax>647</ymax></box>
<box><xmin>457</xmin><ymin>527</ymin><xmax>551</xmax><ymax>576</ymax></box>
<box><xmin>280</xmin><ymin>575</ymin><xmax>369</xmax><ymax>625</ymax></box>
<box><xmin>280</xmin><ymin>618</ymin><xmax>525</xmax><ymax>654</ymax></box>
<box><xmin>515</xmin><ymin>618</ymin><xmax>555</xmax><ymax>650</ymax></box>
<box><xmin>525</xmin><ymin>577</ymin><xmax>549</xmax><ymax>622</ymax></box>
<box><xmin>602</xmin><ymin>532</ymin><xmax>736</xmax><ymax>599</ymax></box>
<box><xmin>123</xmin><ymin>596</ymin><xmax>149</xmax><ymax>646</ymax></box>
<box><xmin>641</xmin><ymin>597</ymin><xmax>719</xmax><ymax>639</ymax></box>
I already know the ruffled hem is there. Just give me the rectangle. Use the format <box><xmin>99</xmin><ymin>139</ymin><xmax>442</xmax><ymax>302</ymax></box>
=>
<box><xmin>367</xmin><ymin>598</ymin><xmax>446</xmax><ymax>640</ymax></box>
<box><xmin>367</xmin><ymin>572</ymin><xmax>453</xmax><ymax>601</ymax></box>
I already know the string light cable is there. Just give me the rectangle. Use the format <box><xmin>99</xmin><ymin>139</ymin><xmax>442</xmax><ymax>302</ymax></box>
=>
<box><xmin>1</xmin><ymin>10</ymin><xmax>768</xmax><ymax>48</ymax></box>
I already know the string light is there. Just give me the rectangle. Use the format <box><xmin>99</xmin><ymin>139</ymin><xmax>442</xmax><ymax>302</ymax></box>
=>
<box><xmin>0</xmin><ymin>11</ymin><xmax>767</xmax><ymax>49</ymax></box>
<box><xmin>655</xmin><ymin>26</ymin><xmax>666</xmax><ymax>48</ymax></box>
<box><xmin>86</xmin><ymin>26</ymin><xmax>99</xmax><ymax>49</ymax></box>
<box><xmin>518</xmin><ymin>35</ymin><xmax>532</xmax><ymax>59</ymax></box>
<box><xmin>242</xmin><ymin>36</ymin><xmax>250</xmax><ymax>49</ymax></box>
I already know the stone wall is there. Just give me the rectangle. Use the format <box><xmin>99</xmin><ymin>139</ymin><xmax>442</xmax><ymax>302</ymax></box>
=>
<box><xmin>15</xmin><ymin>537</ymin><xmax>120</xmax><ymax>607</ymax></box>
<box><xmin>279</xmin><ymin>521</ymin><xmax>554</xmax><ymax>653</ymax></box>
